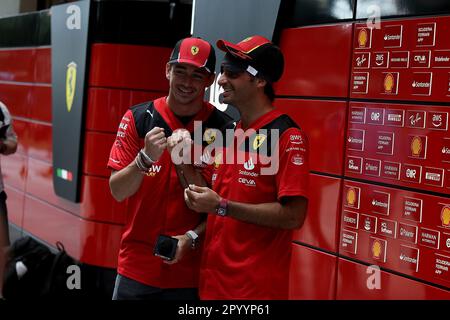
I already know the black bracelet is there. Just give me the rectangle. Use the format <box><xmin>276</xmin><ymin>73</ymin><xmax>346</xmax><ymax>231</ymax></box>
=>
<box><xmin>140</xmin><ymin>149</ymin><xmax>155</xmax><ymax>165</ymax></box>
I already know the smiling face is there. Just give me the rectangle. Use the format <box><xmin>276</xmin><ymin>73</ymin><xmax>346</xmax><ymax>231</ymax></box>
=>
<box><xmin>218</xmin><ymin>64</ymin><xmax>259</xmax><ymax>109</ymax></box>
<box><xmin>166</xmin><ymin>63</ymin><xmax>214</xmax><ymax>114</ymax></box>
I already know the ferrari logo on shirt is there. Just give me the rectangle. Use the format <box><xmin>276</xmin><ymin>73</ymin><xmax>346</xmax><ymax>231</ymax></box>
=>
<box><xmin>203</xmin><ymin>128</ymin><xmax>217</xmax><ymax>145</ymax></box>
<box><xmin>191</xmin><ymin>46</ymin><xmax>199</xmax><ymax>55</ymax></box>
<box><xmin>252</xmin><ymin>134</ymin><xmax>266</xmax><ymax>150</ymax></box>
<box><xmin>213</xmin><ymin>152</ymin><xmax>223</xmax><ymax>169</ymax></box>
<box><xmin>66</xmin><ymin>61</ymin><xmax>77</xmax><ymax>112</ymax></box>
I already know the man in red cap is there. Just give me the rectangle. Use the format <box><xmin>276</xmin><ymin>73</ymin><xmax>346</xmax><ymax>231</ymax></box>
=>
<box><xmin>184</xmin><ymin>35</ymin><xmax>309</xmax><ymax>299</ymax></box>
<box><xmin>107</xmin><ymin>37</ymin><xmax>232</xmax><ymax>300</ymax></box>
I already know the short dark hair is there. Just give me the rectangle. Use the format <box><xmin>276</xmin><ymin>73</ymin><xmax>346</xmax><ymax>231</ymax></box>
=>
<box><xmin>264</xmin><ymin>83</ymin><xmax>275</xmax><ymax>102</ymax></box>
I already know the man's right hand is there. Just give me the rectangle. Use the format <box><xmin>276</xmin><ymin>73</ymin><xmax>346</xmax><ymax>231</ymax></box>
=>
<box><xmin>167</xmin><ymin>129</ymin><xmax>192</xmax><ymax>162</ymax></box>
<box><xmin>143</xmin><ymin>127</ymin><xmax>167</xmax><ymax>162</ymax></box>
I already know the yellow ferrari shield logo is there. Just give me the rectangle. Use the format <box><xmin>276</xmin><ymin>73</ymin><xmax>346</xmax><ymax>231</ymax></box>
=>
<box><xmin>191</xmin><ymin>46</ymin><xmax>199</xmax><ymax>55</ymax></box>
<box><xmin>66</xmin><ymin>61</ymin><xmax>77</xmax><ymax>112</ymax></box>
<box><xmin>252</xmin><ymin>134</ymin><xmax>266</xmax><ymax>150</ymax></box>
<box><xmin>203</xmin><ymin>128</ymin><xmax>217</xmax><ymax>145</ymax></box>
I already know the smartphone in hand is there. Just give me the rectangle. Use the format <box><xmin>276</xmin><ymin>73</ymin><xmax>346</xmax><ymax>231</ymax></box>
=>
<box><xmin>153</xmin><ymin>234</ymin><xmax>178</xmax><ymax>261</ymax></box>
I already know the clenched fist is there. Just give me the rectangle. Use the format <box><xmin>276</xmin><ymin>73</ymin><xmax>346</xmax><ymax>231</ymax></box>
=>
<box><xmin>143</xmin><ymin>127</ymin><xmax>167</xmax><ymax>162</ymax></box>
<box><xmin>167</xmin><ymin>129</ymin><xmax>192</xmax><ymax>164</ymax></box>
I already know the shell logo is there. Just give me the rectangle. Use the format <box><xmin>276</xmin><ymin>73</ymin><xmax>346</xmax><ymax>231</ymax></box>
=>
<box><xmin>358</xmin><ymin>28</ymin><xmax>368</xmax><ymax>47</ymax></box>
<box><xmin>346</xmin><ymin>188</ymin><xmax>356</xmax><ymax>206</ymax></box>
<box><xmin>411</xmin><ymin>136</ymin><xmax>422</xmax><ymax>156</ymax></box>
<box><xmin>372</xmin><ymin>240</ymin><xmax>382</xmax><ymax>259</ymax></box>
<box><xmin>384</xmin><ymin>73</ymin><xmax>394</xmax><ymax>93</ymax></box>
<box><xmin>441</xmin><ymin>206</ymin><xmax>450</xmax><ymax>227</ymax></box>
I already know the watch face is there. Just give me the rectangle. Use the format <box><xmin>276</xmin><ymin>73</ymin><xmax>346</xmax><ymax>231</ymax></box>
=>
<box><xmin>217</xmin><ymin>207</ymin><xmax>226</xmax><ymax>216</ymax></box>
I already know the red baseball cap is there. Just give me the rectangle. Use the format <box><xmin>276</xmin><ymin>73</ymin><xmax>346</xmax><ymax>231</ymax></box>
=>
<box><xmin>217</xmin><ymin>35</ymin><xmax>284</xmax><ymax>82</ymax></box>
<box><xmin>168</xmin><ymin>37</ymin><xmax>216</xmax><ymax>74</ymax></box>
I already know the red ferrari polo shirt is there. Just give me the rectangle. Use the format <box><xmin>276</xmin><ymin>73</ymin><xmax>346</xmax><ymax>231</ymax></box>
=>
<box><xmin>199</xmin><ymin>109</ymin><xmax>309</xmax><ymax>299</ymax></box>
<box><xmin>108</xmin><ymin>97</ymin><xmax>232</xmax><ymax>288</ymax></box>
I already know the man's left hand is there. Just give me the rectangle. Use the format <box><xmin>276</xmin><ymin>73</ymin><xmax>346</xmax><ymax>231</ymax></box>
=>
<box><xmin>163</xmin><ymin>234</ymin><xmax>191</xmax><ymax>265</ymax></box>
<box><xmin>184</xmin><ymin>185</ymin><xmax>221</xmax><ymax>213</ymax></box>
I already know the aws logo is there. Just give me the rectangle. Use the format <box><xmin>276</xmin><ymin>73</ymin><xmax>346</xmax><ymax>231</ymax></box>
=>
<box><xmin>66</xmin><ymin>61</ymin><xmax>77</xmax><ymax>112</ymax></box>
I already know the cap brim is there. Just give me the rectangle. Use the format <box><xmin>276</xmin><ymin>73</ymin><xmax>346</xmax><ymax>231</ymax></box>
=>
<box><xmin>221</xmin><ymin>62</ymin><xmax>246</xmax><ymax>74</ymax></box>
<box><xmin>216</xmin><ymin>39</ymin><xmax>252</xmax><ymax>60</ymax></box>
<box><xmin>168</xmin><ymin>58</ymin><xmax>212</xmax><ymax>73</ymax></box>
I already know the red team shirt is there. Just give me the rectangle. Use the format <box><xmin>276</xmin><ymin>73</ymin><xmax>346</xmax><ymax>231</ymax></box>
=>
<box><xmin>199</xmin><ymin>109</ymin><xmax>309</xmax><ymax>299</ymax></box>
<box><xmin>107</xmin><ymin>97</ymin><xmax>231</xmax><ymax>288</ymax></box>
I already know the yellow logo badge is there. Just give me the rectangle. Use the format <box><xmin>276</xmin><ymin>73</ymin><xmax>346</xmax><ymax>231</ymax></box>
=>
<box><xmin>213</xmin><ymin>152</ymin><xmax>223</xmax><ymax>169</ymax></box>
<box><xmin>252</xmin><ymin>134</ymin><xmax>266</xmax><ymax>150</ymax></box>
<box><xmin>411</xmin><ymin>136</ymin><xmax>422</xmax><ymax>156</ymax></box>
<box><xmin>191</xmin><ymin>46</ymin><xmax>199</xmax><ymax>55</ymax></box>
<box><xmin>358</xmin><ymin>28</ymin><xmax>368</xmax><ymax>48</ymax></box>
<box><xmin>384</xmin><ymin>73</ymin><xmax>394</xmax><ymax>93</ymax></box>
<box><xmin>372</xmin><ymin>240</ymin><xmax>382</xmax><ymax>259</ymax></box>
<box><xmin>203</xmin><ymin>128</ymin><xmax>217</xmax><ymax>145</ymax></box>
<box><xmin>66</xmin><ymin>61</ymin><xmax>77</xmax><ymax>112</ymax></box>
<box><xmin>346</xmin><ymin>188</ymin><xmax>356</xmax><ymax>206</ymax></box>
<box><xmin>441</xmin><ymin>206</ymin><xmax>450</xmax><ymax>227</ymax></box>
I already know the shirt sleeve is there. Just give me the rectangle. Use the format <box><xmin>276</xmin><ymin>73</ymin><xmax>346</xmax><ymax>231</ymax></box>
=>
<box><xmin>0</xmin><ymin>101</ymin><xmax>17</xmax><ymax>141</ymax></box>
<box><xmin>107</xmin><ymin>109</ymin><xmax>140</xmax><ymax>171</ymax></box>
<box><xmin>275</xmin><ymin>127</ymin><xmax>309</xmax><ymax>201</ymax></box>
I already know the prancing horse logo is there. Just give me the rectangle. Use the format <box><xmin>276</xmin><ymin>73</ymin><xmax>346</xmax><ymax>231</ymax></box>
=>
<box><xmin>191</xmin><ymin>46</ymin><xmax>199</xmax><ymax>55</ymax></box>
<box><xmin>66</xmin><ymin>61</ymin><xmax>77</xmax><ymax>112</ymax></box>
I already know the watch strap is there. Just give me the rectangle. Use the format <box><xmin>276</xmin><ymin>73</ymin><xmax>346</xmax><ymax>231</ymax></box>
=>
<box><xmin>185</xmin><ymin>230</ymin><xmax>199</xmax><ymax>249</ymax></box>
